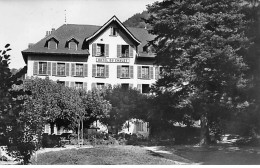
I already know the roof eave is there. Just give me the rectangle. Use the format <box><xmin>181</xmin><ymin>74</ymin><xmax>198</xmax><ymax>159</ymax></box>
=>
<box><xmin>85</xmin><ymin>15</ymin><xmax>141</xmax><ymax>45</ymax></box>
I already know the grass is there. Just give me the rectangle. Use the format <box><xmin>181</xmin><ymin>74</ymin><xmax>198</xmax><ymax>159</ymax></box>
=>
<box><xmin>159</xmin><ymin>145</ymin><xmax>260</xmax><ymax>165</ymax></box>
<box><xmin>30</xmin><ymin>144</ymin><xmax>260</xmax><ymax>165</ymax></box>
<box><xmin>30</xmin><ymin>145</ymin><xmax>179</xmax><ymax>165</ymax></box>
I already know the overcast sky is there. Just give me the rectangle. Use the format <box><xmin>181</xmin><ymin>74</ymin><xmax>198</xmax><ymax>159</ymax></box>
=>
<box><xmin>0</xmin><ymin>0</ymin><xmax>158</xmax><ymax>69</ymax></box>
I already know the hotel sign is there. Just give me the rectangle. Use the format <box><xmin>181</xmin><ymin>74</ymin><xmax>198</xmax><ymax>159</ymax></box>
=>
<box><xmin>96</xmin><ymin>58</ymin><xmax>130</xmax><ymax>63</ymax></box>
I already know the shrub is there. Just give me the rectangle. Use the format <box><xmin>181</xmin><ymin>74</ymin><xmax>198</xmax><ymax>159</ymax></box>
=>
<box><xmin>41</xmin><ymin>134</ymin><xmax>61</xmax><ymax>148</ymax></box>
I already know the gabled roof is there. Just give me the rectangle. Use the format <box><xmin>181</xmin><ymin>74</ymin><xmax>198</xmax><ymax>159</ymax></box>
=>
<box><xmin>85</xmin><ymin>15</ymin><xmax>141</xmax><ymax>45</ymax></box>
<box><xmin>22</xmin><ymin>16</ymin><xmax>156</xmax><ymax>63</ymax></box>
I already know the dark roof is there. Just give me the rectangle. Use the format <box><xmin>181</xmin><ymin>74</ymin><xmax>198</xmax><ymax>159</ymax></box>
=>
<box><xmin>22</xmin><ymin>23</ymin><xmax>156</xmax><ymax>62</ymax></box>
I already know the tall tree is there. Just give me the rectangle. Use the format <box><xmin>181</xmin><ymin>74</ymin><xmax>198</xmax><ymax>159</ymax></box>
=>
<box><xmin>146</xmin><ymin>0</ymin><xmax>251</xmax><ymax>145</ymax></box>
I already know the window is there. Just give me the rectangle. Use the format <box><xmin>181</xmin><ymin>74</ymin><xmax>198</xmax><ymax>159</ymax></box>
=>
<box><xmin>96</xmin><ymin>44</ymin><xmax>105</xmax><ymax>56</ymax></box>
<box><xmin>76</xmin><ymin>64</ymin><xmax>83</xmax><ymax>76</ymax></box>
<box><xmin>142</xmin><ymin>66</ymin><xmax>149</xmax><ymax>79</ymax></box>
<box><xmin>121</xmin><ymin>45</ymin><xmax>129</xmax><ymax>58</ymax></box>
<box><xmin>39</xmin><ymin>62</ymin><xmax>47</xmax><ymax>75</ymax></box>
<box><xmin>110</xmin><ymin>27</ymin><xmax>118</xmax><ymax>36</ymax></box>
<box><xmin>97</xmin><ymin>83</ymin><xmax>105</xmax><ymax>90</ymax></box>
<box><xmin>142</xmin><ymin>84</ymin><xmax>150</xmax><ymax>93</ymax></box>
<box><xmin>75</xmin><ymin>82</ymin><xmax>83</xmax><ymax>89</ymax></box>
<box><xmin>57</xmin><ymin>81</ymin><xmax>65</xmax><ymax>86</ymax></box>
<box><xmin>97</xmin><ymin>64</ymin><xmax>105</xmax><ymax>77</ymax></box>
<box><xmin>136</xmin><ymin>121</ymin><xmax>144</xmax><ymax>131</ymax></box>
<box><xmin>57</xmin><ymin>63</ymin><xmax>65</xmax><ymax>76</ymax></box>
<box><xmin>121</xmin><ymin>83</ymin><xmax>129</xmax><ymax>90</ymax></box>
<box><xmin>69</xmin><ymin>41</ymin><xmax>77</xmax><ymax>50</ymax></box>
<box><xmin>48</xmin><ymin>40</ymin><xmax>57</xmax><ymax>49</ymax></box>
<box><xmin>121</xmin><ymin>66</ymin><xmax>129</xmax><ymax>78</ymax></box>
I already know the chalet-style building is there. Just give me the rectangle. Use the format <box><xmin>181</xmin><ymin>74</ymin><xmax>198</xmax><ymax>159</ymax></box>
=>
<box><xmin>22</xmin><ymin>16</ymin><xmax>158</xmax><ymax>137</ymax></box>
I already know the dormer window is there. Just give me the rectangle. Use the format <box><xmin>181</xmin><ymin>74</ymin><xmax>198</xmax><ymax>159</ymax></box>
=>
<box><xmin>110</xmin><ymin>27</ymin><xmax>118</xmax><ymax>36</ymax></box>
<box><xmin>69</xmin><ymin>41</ymin><xmax>77</xmax><ymax>50</ymax></box>
<box><xmin>48</xmin><ymin>39</ymin><xmax>57</xmax><ymax>49</ymax></box>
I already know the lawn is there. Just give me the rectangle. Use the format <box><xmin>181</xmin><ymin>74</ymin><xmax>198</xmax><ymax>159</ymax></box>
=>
<box><xmin>30</xmin><ymin>145</ymin><xmax>181</xmax><ymax>165</ymax></box>
<box><xmin>155</xmin><ymin>145</ymin><xmax>260</xmax><ymax>165</ymax></box>
<box><xmin>30</xmin><ymin>144</ymin><xmax>260</xmax><ymax>165</ymax></box>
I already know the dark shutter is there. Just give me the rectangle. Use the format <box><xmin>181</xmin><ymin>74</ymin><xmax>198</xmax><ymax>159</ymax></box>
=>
<box><xmin>105</xmin><ymin>65</ymin><xmax>109</xmax><ymax>78</ymax></box>
<box><xmin>155</xmin><ymin>67</ymin><xmax>159</xmax><ymax>80</ymax></box>
<box><xmin>137</xmin><ymin>66</ymin><xmax>142</xmax><ymax>79</ymax></box>
<box><xmin>130</xmin><ymin>66</ymin><xmax>134</xmax><ymax>78</ymax></box>
<box><xmin>47</xmin><ymin>62</ymin><xmax>51</xmax><ymax>75</ymax></box>
<box><xmin>70</xmin><ymin>81</ymin><xmax>75</xmax><ymax>88</ymax></box>
<box><xmin>92</xmin><ymin>43</ymin><xmax>97</xmax><ymax>57</ymax></box>
<box><xmin>117</xmin><ymin>45</ymin><xmax>121</xmax><ymax>58</ymax></box>
<box><xmin>83</xmin><ymin>64</ymin><xmax>88</xmax><ymax>77</ymax></box>
<box><xmin>92</xmin><ymin>64</ymin><xmax>96</xmax><ymax>77</ymax></box>
<box><xmin>129</xmin><ymin>45</ymin><xmax>133</xmax><ymax>58</ymax></box>
<box><xmin>71</xmin><ymin>63</ymin><xmax>75</xmax><ymax>76</ymax></box>
<box><xmin>117</xmin><ymin>65</ymin><xmax>121</xmax><ymax>78</ymax></box>
<box><xmin>83</xmin><ymin>82</ymin><xmax>88</xmax><ymax>91</ymax></box>
<box><xmin>52</xmin><ymin>62</ymin><xmax>57</xmax><ymax>76</ymax></box>
<box><xmin>105</xmin><ymin>44</ymin><xmax>109</xmax><ymax>57</ymax></box>
<box><xmin>65</xmin><ymin>81</ymin><xmax>70</xmax><ymax>87</ymax></box>
<box><xmin>65</xmin><ymin>63</ymin><xmax>70</xmax><ymax>76</ymax></box>
<box><xmin>33</xmin><ymin>61</ymin><xmax>38</xmax><ymax>75</ymax></box>
<box><xmin>149</xmin><ymin>66</ymin><xmax>154</xmax><ymax>79</ymax></box>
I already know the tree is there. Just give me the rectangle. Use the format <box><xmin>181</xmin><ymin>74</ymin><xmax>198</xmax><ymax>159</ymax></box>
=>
<box><xmin>123</xmin><ymin>11</ymin><xmax>151</xmax><ymax>29</ymax></box>
<box><xmin>146</xmin><ymin>0</ymin><xmax>251</xmax><ymax>145</ymax></box>
<box><xmin>103</xmin><ymin>85</ymin><xmax>151</xmax><ymax>133</ymax></box>
<box><xmin>0</xmin><ymin>44</ymin><xmax>29</xmax><ymax>163</ymax></box>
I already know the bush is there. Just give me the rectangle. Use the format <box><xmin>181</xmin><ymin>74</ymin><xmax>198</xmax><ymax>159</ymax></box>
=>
<box><xmin>42</xmin><ymin>134</ymin><xmax>61</xmax><ymax>148</ymax></box>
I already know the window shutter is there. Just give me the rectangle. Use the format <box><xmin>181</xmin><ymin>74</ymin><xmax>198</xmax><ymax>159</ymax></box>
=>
<box><xmin>33</xmin><ymin>61</ymin><xmax>38</xmax><ymax>75</ymax></box>
<box><xmin>83</xmin><ymin>82</ymin><xmax>88</xmax><ymax>91</ymax></box>
<box><xmin>137</xmin><ymin>84</ymin><xmax>142</xmax><ymax>92</ymax></box>
<box><xmin>92</xmin><ymin>64</ymin><xmax>96</xmax><ymax>77</ymax></box>
<box><xmin>117</xmin><ymin>65</ymin><xmax>121</xmax><ymax>78</ymax></box>
<box><xmin>47</xmin><ymin>62</ymin><xmax>51</xmax><ymax>75</ymax></box>
<box><xmin>149</xmin><ymin>66</ymin><xmax>154</xmax><ymax>79</ymax></box>
<box><xmin>71</xmin><ymin>63</ymin><xmax>75</xmax><ymax>76</ymax></box>
<box><xmin>70</xmin><ymin>81</ymin><xmax>75</xmax><ymax>88</ymax></box>
<box><xmin>105</xmin><ymin>44</ymin><xmax>109</xmax><ymax>57</ymax></box>
<box><xmin>130</xmin><ymin>66</ymin><xmax>134</xmax><ymax>78</ymax></box>
<box><xmin>117</xmin><ymin>45</ymin><xmax>121</xmax><ymax>58</ymax></box>
<box><xmin>105</xmin><ymin>65</ymin><xmax>109</xmax><ymax>78</ymax></box>
<box><xmin>155</xmin><ymin>67</ymin><xmax>159</xmax><ymax>80</ymax></box>
<box><xmin>129</xmin><ymin>45</ymin><xmax>133</xmax><ymax>58</ymax></box>
<box><xmin>92</xmin><ymin>43</ymin><xmax>97</xmax><ymax>57</ymax></box>
<box><xmin>52</xmin><ymin>62</ymin><xmax>57</xmax><ymax>76</ymax></box>
<box><xmin>137</xmin><ymin>66</ymin><xmax>142</xmax><ymax>79</ymax></box>
<box><xmin>91</xmin><ymin>83</ymin><xmax>96</xmax><ymax>90</ymax></box>
<box><xmin>83</xmin><ymin>64</ymin><xmax>88</xmax><ymax>77</ymax></box>
<box><xmin>65</xmin><ymin>63</ymin><xmax>70</xmax><ymax>76</ymax></box>
<box><xmin>65</xmin><ymin>81</ymin><xmax>70</xmax><ymax>87</ymax></box>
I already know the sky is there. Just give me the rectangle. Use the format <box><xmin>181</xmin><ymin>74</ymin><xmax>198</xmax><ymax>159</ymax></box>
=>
<box><xmin>0</xmin><ymin>0</ymin><xmax>159</xmax><ymax>69</ymax></box>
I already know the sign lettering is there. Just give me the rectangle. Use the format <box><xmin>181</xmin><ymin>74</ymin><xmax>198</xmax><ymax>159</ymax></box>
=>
<box><xmin>96</xmin><ymin>58</ymin><xmax>130</xmax><ymax>63</ymax></box>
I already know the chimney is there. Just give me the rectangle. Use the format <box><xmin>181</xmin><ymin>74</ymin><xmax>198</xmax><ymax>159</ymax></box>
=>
<box><xmin>28</xmin><ymin>43</ymin><xmax>34</xmax><ymax>48</ymax></box>
<box><xmin>46</xmin><ymin>31</ymin><xmax>49</xmax><ymax>36</ymax></box>
<box><xmin>51</xmin><ymin>28</ymin><xmax>55</xmax><ymax>34</ymax></box>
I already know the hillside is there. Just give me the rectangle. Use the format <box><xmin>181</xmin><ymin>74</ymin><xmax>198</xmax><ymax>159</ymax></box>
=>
<box><xmin>123</xmin><ymin>11</ymin><xmax>151</xmax><ymax>29</ymax></box>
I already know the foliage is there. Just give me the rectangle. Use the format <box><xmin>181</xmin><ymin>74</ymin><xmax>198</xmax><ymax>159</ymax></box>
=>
<box><xmin>0</xmin><ymin>44</ymin><xmax>30</xmax><ymax>164</ymax></box>
<box><xmin>123</xmin><ymin>11</ymin><xmax>151</xmax><ymax>29</ymax></box>
<box><xmin>146</xmin><ymin>0</ymin><xmax>252</xmax><ymax>145</ymax></box>
<box><xmin>102</xmin><ymin>85</ymin><xmax>151</xmax><ymax>133</ymax></box>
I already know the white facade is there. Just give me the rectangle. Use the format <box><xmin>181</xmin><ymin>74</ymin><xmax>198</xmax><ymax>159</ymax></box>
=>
<box><xmin>23</xmin><ymin>16</ymin><xmax>157</xmax><ymax>136</ymax></box>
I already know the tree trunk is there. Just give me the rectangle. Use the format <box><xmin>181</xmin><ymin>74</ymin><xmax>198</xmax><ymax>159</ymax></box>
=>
<box><xmin>77</xmin><ymin>120</ymin><xmax>80</xmax><ymax>147</ymax></box>
<box><xmin>81</xmin><ymin>119</ymin><xmax>84</xmax><ymax>146</ymax></box>
<box><xmin>199</xmin><ymin>114</ymin><xmax>210</xmax><ymax>146</ymax></box>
